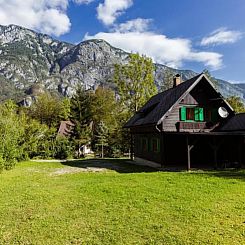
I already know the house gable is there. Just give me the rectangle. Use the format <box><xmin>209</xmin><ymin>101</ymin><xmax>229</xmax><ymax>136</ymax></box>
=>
<box><xmin>125</xmin><ymin>73</ymin><xmax>234</xmax><ymax>133</ymax></box>
<box><xmin>160</xmin><ymin>75</ymin><xmax>234</xmax><ymax>132</ymax></box>
<box><xmin>124</xmin><ymin>73</ymin><xmax>202</xmax><ymax>129</ymax></box>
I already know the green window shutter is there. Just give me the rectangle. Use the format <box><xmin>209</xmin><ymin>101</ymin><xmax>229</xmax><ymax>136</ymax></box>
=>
<box><xmin>199</xmin><ymin>108</ymin><xmax>204</xmax><ymax>121</ymax></box>
<box><xmin>194</xmin><ymin>108</ymin><xmax>204</xmax><ymax>121</ymax></box>
<box><xmin>180</xmin><ymin>107</ymin><xmax>186</xmax><ymax>121</ymax></box>
<box><xmin>194</xmin><ymin>108</ymin><xmax>199</xmax><ymax>121</ymax></box>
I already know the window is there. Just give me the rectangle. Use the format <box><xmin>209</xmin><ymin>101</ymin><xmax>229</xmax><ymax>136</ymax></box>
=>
<box><xmin>150</xmin><ymin>138</ymin><xmax>160</xmax><ymax>153</ymax></box>
<box><xmin>186</xmin><ymin>107</ymin><xmax>195</xmax><ymax>120</ymax></box>
<box><xmin>140</xmin><ymin>137</ymin><xmax>148</xmax><ymax>152</ymax></box>
<box><xmin>205</xmin><ymin>109</ymin><xmax>212</xmax><ymax>122</ymax></box>
<box><xmin>204</xmin><ymin>108</ymin><xmax>218</xmax><ymax>122</ymax></box>
<box><xmin>180</xmin><ymin>107</ymin><xmax>204</xmax><ymax>122</ymax></box>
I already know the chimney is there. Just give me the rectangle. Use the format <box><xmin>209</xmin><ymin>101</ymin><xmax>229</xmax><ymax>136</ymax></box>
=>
<box><xmin>173</xmin><ymin>74</ymin><xmax>181</xmax><ymax>87</ymax></box>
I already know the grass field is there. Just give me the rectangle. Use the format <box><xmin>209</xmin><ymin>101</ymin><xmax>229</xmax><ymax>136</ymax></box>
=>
<box><xmin>0</xmin><ymin>159</ymin><xmax>244</xmax><ymax>244</ymax></box>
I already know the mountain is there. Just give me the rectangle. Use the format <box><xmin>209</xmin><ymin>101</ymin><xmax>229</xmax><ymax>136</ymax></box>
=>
<box><xmin>0</xmin><ymin>24</ymin><xmax>244</xmax><ymax>104</ymax></box>
<box><xmin>233</xmin><ymin>83</ymin><xmax>245</xmax><ymax>98</ymax></box>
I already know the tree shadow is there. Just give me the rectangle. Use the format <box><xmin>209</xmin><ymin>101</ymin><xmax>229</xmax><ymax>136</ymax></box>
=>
<box><xmin>191</xmin><ymin>169</ymin><xmax>245</xmax><ymax>181</ymax></box>
<box><xmin>61</xmin><ymin>158</ymin><xmax>245</xmax><ymax>178</ymax></box>
<box><xmin>62</xmin><ymin>158</ymin><xmax>157</xmax><ymax>173</ymax></box>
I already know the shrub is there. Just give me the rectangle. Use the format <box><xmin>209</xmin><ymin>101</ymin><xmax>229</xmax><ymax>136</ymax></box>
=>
<box><xmin>54</xmin><ymin>136</ymin><xmax>74</xmax><ymax>159</ymax></box>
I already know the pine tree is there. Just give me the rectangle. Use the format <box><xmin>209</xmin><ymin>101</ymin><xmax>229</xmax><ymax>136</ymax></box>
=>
<box><xmin>70</xmin><ymin>86</ymin><xmax>93</xmax><ymax>156</ymax></box>
<box><xmin>95</xmin><ymin>121</ymin><xmax>109</xmax><ymax>158</ymax></box>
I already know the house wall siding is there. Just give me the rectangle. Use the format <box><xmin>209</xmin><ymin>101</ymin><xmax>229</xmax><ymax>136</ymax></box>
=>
<box><xmin>162</xmin><ymin>105</ymin><xmax>181</xmax><ymax>132</ymax></box>
<box><xmin>133</xmin><ymin>133</ymin><xmax>162</xmax><ymax>164</ymax></box>
<box><xmin>181</xmin><ymin>93</ymin><xmax>199</xmax><ymax>105</ymax></box>
<box><xmin>161</xmin><ymin>81</ymin><xmax>233</xmax><ymax>133</ymax></box>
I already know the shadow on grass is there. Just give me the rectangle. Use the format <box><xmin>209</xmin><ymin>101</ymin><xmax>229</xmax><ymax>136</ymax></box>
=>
<box><xmin>191</xmin><ymin>169</ymin><xmax>245</xmax><ymax>181</ymax></box>
<box><xmin>61</xmin><ymin>158</ymin><xmax>245</xmax><ymax>179</ymax></box>
<box><xmin>61</xmin><ymin>158</ymin><xmax>157</xmax><ymax>174</ymax></box>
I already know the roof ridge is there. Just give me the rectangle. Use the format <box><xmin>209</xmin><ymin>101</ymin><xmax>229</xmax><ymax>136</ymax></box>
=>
<box><xmin>124</xmin><ymin>73</ymin><xmax>204</xmax><ymax>128</ymax></box>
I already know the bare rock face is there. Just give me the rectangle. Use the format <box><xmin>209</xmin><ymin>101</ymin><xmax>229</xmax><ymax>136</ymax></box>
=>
<box><xmin>0</xmin><ymin>24</ymin><xmax>244</xmax><ymax>103</ymax></box>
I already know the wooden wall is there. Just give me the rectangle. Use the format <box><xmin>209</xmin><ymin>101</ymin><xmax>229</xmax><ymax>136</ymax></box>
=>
<box><xmin>133</xmin><ymin>133</ymin><xmax>162</xmax><ymax>164</ymax></box>
<box><xmin>132</xmin><ymin>132</ymin><xmax>244</xmax><ymax>169</ymax></box>
<box><xmin>161</xmin><ymin>79</ymin><xmax>233</xmax><ymax>133</ymax></box>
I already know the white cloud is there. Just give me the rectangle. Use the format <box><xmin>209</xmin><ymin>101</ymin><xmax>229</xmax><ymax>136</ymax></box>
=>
<box><xmin>84</xmin><ymin>31</ymin><xmax>223</xmax><ymax>70</ymax></box>
<box><xmin>74</xmin><ymin>0</ymin><xmax>95</xmax><ymax>4</ymax></box>
<box><xmin>228</xmin><ymin>80</ymin><xmax>245</xmax><ymax>84</ymax></box>
<box><xmin>113</xmin><ymin>18</ymin><xmax>152</xmax><ymax>32</ymax></box>
<box><xmin>201</xmin><ymin>28</ymin><xmax>243</xmax><ymax>46</ymax></box>
<box><xmin>0</xmin><ymin>0</ymin><xmax>94</xmax><ymax>36</ymax></box>
<box><xmin>97</xmin><ymin>0</ymin><xmax>133</xmax><ymax>26</ymax></box>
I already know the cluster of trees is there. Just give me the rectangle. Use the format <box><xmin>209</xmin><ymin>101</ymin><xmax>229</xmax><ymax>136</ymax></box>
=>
<box><xmin>0</xmin><ymin>53</ymin><xmax>157</xmax><ymax>171</ymax></box>
<box><xmin>0</xmin><ymin>97</ymin><xmax>73</xmax><ymax>172</ymax></box>
<box><xmin>70</xmin><ymin>53</ymin><xmax>157</xmax><ymax>158</ymax></box>
<box><xmin>1</xmin><ymin>52</ymin><xmax>245</xmax><ymax>172</ymax></box>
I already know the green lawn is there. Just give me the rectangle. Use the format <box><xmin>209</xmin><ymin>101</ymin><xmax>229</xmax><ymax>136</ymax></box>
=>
<box><xmin>0</xmin><ymin>159</ymin><xmax>244</xmax><ymax>244</ymax></box>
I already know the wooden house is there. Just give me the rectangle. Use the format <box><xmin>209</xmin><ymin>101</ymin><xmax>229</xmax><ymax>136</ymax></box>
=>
<box><xmin>125</xmin><ymin>73</ymin><xmax>245</xmax><ymax>170</ymax></box>
<box><xmin>57</xmin><ymin>121</ymin><xmax>75</xmax><ymax>137</ymax></box>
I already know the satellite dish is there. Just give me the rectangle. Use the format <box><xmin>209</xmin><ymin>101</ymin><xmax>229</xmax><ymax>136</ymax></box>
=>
<box><xmin>218</xmin><ymin>107</ymin><xmax>229</xmax><ymax>118</ymax></box>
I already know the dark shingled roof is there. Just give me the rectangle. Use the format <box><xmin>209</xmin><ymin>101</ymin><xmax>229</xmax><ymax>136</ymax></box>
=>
<box><xmin>218</xmin><ymin>113</ymin><xmax>245</xmax><ymax>131</ymax></box>
<box><xmin>124</xmin><ymin>73</ymin><xmax>203</xmax><ymax>128</ymax></box>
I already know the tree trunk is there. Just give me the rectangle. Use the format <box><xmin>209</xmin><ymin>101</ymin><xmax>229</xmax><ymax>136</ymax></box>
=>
<box><xmin>101</xmin><ymin>143</ymin><xmax>104</xmax><ymax>158</ymax></box>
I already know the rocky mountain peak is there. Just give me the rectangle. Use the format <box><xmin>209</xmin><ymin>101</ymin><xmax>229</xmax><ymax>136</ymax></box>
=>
<box><xmin>0</xmin><ymin>24</ymin><xmax>244</xmax><ymax>104</ymax></box>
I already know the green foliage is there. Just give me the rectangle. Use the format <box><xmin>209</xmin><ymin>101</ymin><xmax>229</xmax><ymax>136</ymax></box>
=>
<box><xmin>114</xmin><ymin>53</ymin><xmax>157</xmax><ymax>115</ymax></box>
<box><xmin>91</xmin><ymin>86</ymin><xmax>118</xmax><ymax>130</ymax></box>
<box><xmin>94</xmin><ymin>121</ymin><xmax>109</xmax><ymax>158</ymax></box>
<box><xmin>70</xmin><ymin>86</ymin><xmax>93</xmax><ymax>154</ymax></box>
<box><xmin>91</xmin><ymin>87</ymin><xmax>120</xmax><ymax>156</ymax></box>
<box><xmin>18</xmin><ymin>118</ymin><xmax>48</xmax><ymax>160</ymax></box>
<box><xmin>27</xmin><ymin>92</ymin><xmax>69</xmax><ymax>127</ymax></box>
<box><xmin>0</xmin><ymin>155</ymin><xmax>4</xmax><ymax>173</ymax></box>
<box><xmin>0</xmin><ymin>100</ymin><xmax>23</xmax><ymax>170</ymax></box>
<box><xmin>60</xmin><ymin>97</ymin><xmax>71</xmax><ymax>120</ymax></box>
<box><xmin>203</xmin><ymin>69</ymin><xmax>219</xmax><ymax>88</ymax></box>
<box><xmin>53</xmin><ymin>136</ymin><xmax>74</xmax><ymax>159</ymax></box>
<box><xmin>227</xmin><ymin>96</ymin><xmax>245</xmax><ymax>113</ymax></box>
<box><xmin>0</xmin><ymin>54</ymin><xmax>159</xmax><ymax>167</ymax></box>
<box><xmin>0</xmin><ymin>98</ymin><xmax>74</xmax><ymax>171</ymax></box>
<box><xmin>113</xmin><ymin>53</ymin><xmax>157</xmax><ymax>156</ymax></box>
<box><xmin>33</xmin><ymin>126</ymin><xmax>57</xmax><ymax>159</ymax></box>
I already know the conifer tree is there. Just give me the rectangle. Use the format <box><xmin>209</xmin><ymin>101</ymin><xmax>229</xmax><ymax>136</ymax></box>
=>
<box><xmin>95</xmin><ymin>121</ymin><xmax>109</xmax><ymax>158</ymax></box>
<box><xmin>70</xmin><ymin>86</ymin><xmax>93</xmax><ymax>156</ymax></box>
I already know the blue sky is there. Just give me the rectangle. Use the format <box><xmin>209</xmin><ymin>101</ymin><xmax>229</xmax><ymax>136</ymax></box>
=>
<box><xmin>0</xmin><ymin>0</ymin><xmax>244</xmax><ymax>83</ymax></box>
